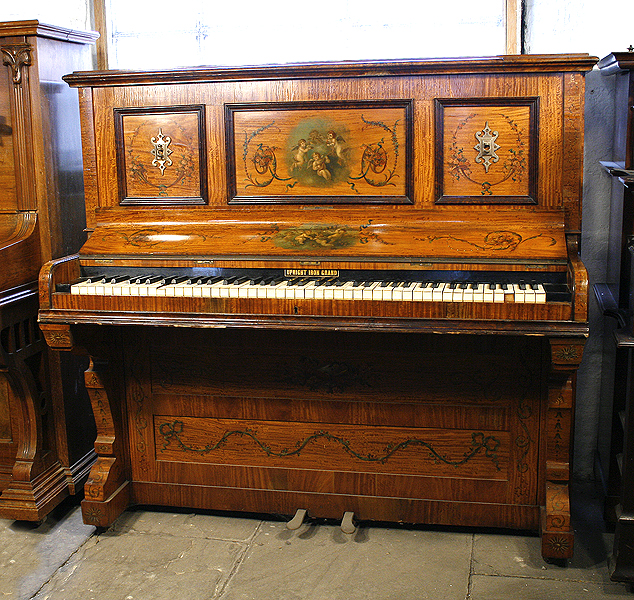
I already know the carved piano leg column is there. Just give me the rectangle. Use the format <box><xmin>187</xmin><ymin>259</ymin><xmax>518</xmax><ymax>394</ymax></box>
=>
<box><xmin>81</xmin><ymin>357</ymin><xmax>129</xmax><ymax>527</ymax></box>
<box><xmin>541</xmin><ymin>338</ymin><xmax>584</xmax><ymax>560</ymax></box>
<box><xmin>0</xmin><ymin>306</ymin><xmax>69</xmax><ymax>521</ymax></box>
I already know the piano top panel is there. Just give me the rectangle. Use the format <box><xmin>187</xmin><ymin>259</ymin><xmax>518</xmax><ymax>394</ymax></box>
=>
<box><xmin>63</xmin><ymin>54</ymin><xmax>598</xmax><ymax>87</ymax></box>
<box><xmin>65</xmin><ymin>53</ymin><xmax>596</xmax><ymax>239</ymax></box>
<box><xmin>79</xmin><ymin>207</ymin><xmax>568</xmax><ymax>264</ymax></box>
<box><xmin>0</xmin><ymin>20</ymin><xmax>99</xmax><ymax>44</ymax></box>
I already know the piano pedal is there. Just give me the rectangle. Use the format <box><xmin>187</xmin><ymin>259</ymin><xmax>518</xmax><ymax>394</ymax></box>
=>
<box><xmin>286</xmin><ymin>508</ymin><xmax>307</xmax><ymax>530</ymax></box>
<box><xmin>340</xmin><ymin>511</ymin><xmax>356</xmax><ymax>534</ymax></box>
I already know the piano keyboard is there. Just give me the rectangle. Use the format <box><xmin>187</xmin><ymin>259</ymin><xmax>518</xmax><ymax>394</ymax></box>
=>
<box><xmin>68</xmin><ymin>275</ymin><xmax>552</xmax><ymax>304</ymax></box>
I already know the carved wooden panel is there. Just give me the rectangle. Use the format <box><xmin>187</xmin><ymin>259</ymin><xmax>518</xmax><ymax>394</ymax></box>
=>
<box><xmin>435</xmin><ymin>98</ymin><xmax>539</xmax><ymax>204</ymax></box>
<box><xmin>119</xmin><ymin>328</ymin><xmax>542</xmax><ymax>511</ymax></box>
<box><xmin>0</xmin><ymin>70</ymin><xmax>17</xmax><ymax>211</ymax></box>
<box><xmin>226</xmin><ymin>101</ymin><xmax>412</xmax><ymax>204</ymax></box>
<box><xmin>155</xmin><ymin>417</ymin><xmax>507</xmax><ymax>479</ymax></box>
<box><xmin>0</xmin><ymin>374</ymin><xmax>12</xmax><ymax>441</ymax></box>
<box><xmin>114</xmin><ymin>105</ymin><xmax>207</xmax><ymax>205</ymax></box>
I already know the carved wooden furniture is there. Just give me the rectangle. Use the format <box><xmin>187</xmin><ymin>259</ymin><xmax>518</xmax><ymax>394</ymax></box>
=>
<box><xmin>38</xmin><ymin>54</ymin><xmax>595</xmax><ymax>559</ymax></box>
<box><xmin>595</xmin><ymin>50</ymin><xmax>634</xmax><ymax>582</ymax></box>
<box><xmin>0</xmin><ymin>21</ymin><xmax>98</xmax><ymax>520</ymax></box>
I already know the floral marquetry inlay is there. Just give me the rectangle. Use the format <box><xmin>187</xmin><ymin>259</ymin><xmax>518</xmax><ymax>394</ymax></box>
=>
<box><xmin>114</xmin><ymin>106</ymin><xmax>206</xmax><ymax>204</ymax></box>
<box><xmin>553</xmin><ymin>346</ymin><xmax>580</xmax><ymax>363</ymax></box>
<box><xmin>436</xmin><ymin>98</ymin><xmax>538</xmax><ymax>204</ymax></box>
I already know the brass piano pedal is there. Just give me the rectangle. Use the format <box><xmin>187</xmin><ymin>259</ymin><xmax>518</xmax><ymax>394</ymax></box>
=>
<box><xmin>286</xmin><ymin>508</ymin><xmax>307</xmax><ymax>530</ymax></box>
<box><xmin>340</xmin><ymin>511</ymin><xmax>356</xmax><ymax>534</ymax></box>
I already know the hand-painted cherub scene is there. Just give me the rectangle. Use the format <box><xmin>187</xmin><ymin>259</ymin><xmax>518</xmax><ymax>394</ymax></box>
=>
<box><xmin>230</xmin><ymin>103</ymin><xmax>410</xmax><ymax>203</ymax></box>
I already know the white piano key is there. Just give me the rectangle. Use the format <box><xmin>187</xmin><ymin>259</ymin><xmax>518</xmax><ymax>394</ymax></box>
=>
<box><xmin>70</xmin><ymin>279</ymin><xmax>92</xmax><ymax>295</ymax></box>
<box><xmin>442</xmin><ymin>284</ymin><xmax>454</xmax><ymax>302</ymax></box>
<box><xmin>534</xmin><ymin>284</ymin><xmax>547</xmax><ymax>304</ymax></box>
<box><xmin>391</xmin><ymin>282</ymin><xmax>408</xmax><ymax>301</ymax></box>
<box><xmin>361</xmin><ymin>282</ymin><xmax>380</xmax><ymax>300</ymax></box>
<box><xmin>417</xmin><ymin>283</ymin><xmax>432</xmax><ymax>302</ymax></box>
<box><xmin>512</xmin><ymin>284</ymin><xmax>525</xmax><ymax>303</ymax></box>
<box><xmin>520</xmin><ymin>283</ymin><xmax>537</xmax><ymax>303</ymax></box>
<box><xmin>452</xmin><ymin>284</ymin><xmax>465</xmax><ymax>302</ymax></box>
<box><xmin>75</xmin><ymin>278</ymin><xmax>104</xmax><ymax>295</ymax></box>
<box><xmin>323</xmin><ymin>282</ymin><xmax>341</xmax><ymax>300</ymax></box>
<box><xmin>431</xmin><ymin>283</ymin><xmax>445</xmax><ymax>302</ymax></box>
<box><xmin>334</xmin><ymin>281</ymin><xmax>355</xmax><ymax>300</ymax></box>
<box><xmin>472</xmin><ymin>284</ymin><xmax>485</xmax><ymax>303</ymax></box>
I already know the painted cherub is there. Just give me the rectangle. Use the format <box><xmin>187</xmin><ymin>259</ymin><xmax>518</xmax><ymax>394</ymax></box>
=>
<box><xmin>290</xmin><ymin>138</ymin><xmax>312</xmax><ymax>170</ymax></box>
<box><xmin>325</xmin><ymin>130</ymin><xmax>348</xmax><ymax>164</ymax></box>
<box><xmin>309</xmin><ymin>152</ymin><xmax>331</xmax><ymax>181</ymax></box>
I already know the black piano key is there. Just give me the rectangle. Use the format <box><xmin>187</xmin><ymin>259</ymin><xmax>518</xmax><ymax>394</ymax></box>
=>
<box><xmin>167</xmin><ymin>276</ymin><xmax>191</xmax><ymax>284</ymax></box>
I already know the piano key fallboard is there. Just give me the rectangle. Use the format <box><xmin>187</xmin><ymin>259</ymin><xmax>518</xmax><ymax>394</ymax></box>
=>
<box><xmin>38</xmin><ymin>54</ymin><xmax>594</xmax><ymax>559</ymax></box>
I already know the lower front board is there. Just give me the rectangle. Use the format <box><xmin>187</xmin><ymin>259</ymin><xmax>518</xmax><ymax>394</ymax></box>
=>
<box><xmin>121</xmin><ymin>328</ymin><xmax>544</xmax><ymax>528</ymax></box>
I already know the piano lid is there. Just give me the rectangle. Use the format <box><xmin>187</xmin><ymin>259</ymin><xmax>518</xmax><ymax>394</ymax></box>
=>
<box><xmin>62</xmin><ymin>54</ymin><xmax>598</xmax><ymax>87</ymax></box>
<box><xmin>80</xmin><ymin>208</ymin><xmax>567</xmax><ymax>263</ymax></box>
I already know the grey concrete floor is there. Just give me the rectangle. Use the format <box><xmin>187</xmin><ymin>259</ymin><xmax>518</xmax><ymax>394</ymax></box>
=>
<box><xmin>1</xmin><ymin>484</ymin><xmax>631</xmax><ymax>600</ymax></box>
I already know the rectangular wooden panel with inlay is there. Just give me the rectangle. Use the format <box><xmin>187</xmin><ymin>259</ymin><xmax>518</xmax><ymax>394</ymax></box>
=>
<box><xmin>435</xmin><ymin>98</ymin><xmax>539</xmax><ymax>204</ymax></box>
<box><xmin>113</xmin><ymin>105</ymin><xmax>207</xmax><ymax>205</ymax></box>
<box><xmin>225</xmin><ymin>101</ymin><xmax>412</xmax><ymax>204</ymax></box>
<box><xmin>121</xmin><ymin>328</ymin><xmax>542</xmax><ymax>526</ymax></box>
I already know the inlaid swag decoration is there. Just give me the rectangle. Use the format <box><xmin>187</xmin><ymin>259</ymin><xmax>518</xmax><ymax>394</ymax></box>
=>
<box><xmin>435</xmin><ymin>97</ymin><xmax>539</xmax><ymax>204</ymax></box>
<box><xmin>226</xmin><ymin>100</ymin><xmax>413</xmax><ymax>204</ymax></box>
<box><xmin>157</xmin><ymin>419</ymin><xmax>502</xmax><ymax>471</ymax></box>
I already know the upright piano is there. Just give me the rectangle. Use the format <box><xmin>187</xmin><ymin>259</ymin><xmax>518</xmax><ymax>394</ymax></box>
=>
<box><xmin>0</xmin><ymin>21</ymin><xmax>97</xmax><ymax>520</ymax></box>
<box><xmin>38</xmin><ymin>54</ymin><xmax>595</xmax><ymax>559</ymax></box>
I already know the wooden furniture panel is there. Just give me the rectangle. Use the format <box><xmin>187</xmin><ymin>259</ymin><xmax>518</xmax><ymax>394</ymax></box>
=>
<box><xmin>83</xmin><ymin>71</ymin><xmax>569</xmax><ymax>216</ymax></box>
<box><xmin>0</xmin><ymin>21</ymin><xmax>97</xmax><ymax>521</ymax></box>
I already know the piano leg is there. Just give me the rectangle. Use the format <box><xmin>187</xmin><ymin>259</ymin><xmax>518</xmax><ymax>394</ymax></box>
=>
<box><xmin>0</xmin><ymin>301</ymin><xmax>69</xmax><ymax>521</ymax></box>
<box><xmin>540</xmin><ymin>338</ymin><xmax>584</xmax><ymax>560</ymax></box>
<box><xmin>81</xmin><ymin>357</ymin><xmax>129</xmax><ymax>527</ymax></box>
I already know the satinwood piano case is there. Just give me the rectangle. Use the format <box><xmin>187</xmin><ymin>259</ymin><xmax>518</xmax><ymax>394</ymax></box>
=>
<box><xmin>38</xmin><ymin>53</ymin><xmax>595</xmax><ymax>559</ymax></box>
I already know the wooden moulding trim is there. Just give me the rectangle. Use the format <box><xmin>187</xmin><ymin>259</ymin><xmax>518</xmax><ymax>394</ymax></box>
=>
<box><xmin>36</xmin><ymin>310</ymin><xmax>589</xmax><ymax>337</ymax></box>
<box><xmin>38</xmin><ymin>254</ymin><xmax>80</xmax><ymax>310</ymax></box>
<box><xmin>598</xmin><ymin>52</ymin><xmax>634</xmax><ymax>75</ymax></box>
<box><xmin>0</xmin><ymin>20</ymin><xmax>98</xmax><ymax>45</ymax></box>
<box><xmin>130</xmin><ymin>480</ymin><xmax>541</xmax><ymax>530</ymax></box>
<box><xmin>62</xmin><ymin>54</ymin><xmax>599</xmax><ymax>87</ymax></box>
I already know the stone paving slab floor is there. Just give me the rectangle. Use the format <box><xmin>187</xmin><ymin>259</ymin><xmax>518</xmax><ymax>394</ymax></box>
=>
<box><xmin>0</xmin><ymin>485</ymin><xmax>631</xmax><ymax>600</ymax></box>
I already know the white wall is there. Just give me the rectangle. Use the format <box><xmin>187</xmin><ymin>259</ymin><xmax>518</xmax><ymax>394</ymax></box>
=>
<box><xmin>0</xmin><ymin>0</ymin><xmax>91</xmax><ymax>32</ymax></box>
<box><xmin>526</xmin><ymin>0</ymin><xmax>632</xmax><ymax>58</ymax></box>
